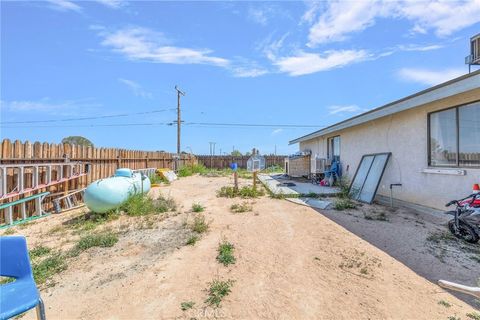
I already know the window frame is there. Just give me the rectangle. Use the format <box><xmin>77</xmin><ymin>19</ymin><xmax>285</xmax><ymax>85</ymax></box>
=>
<box><xmin>427</xmin><ymin>100</ymin><xmax>480</xmax><ymax>168</ymax></box>
<box><xmin>327</xmin><ymin>135</ymin><xmax>341</xmax><ymax>160</ymax></box>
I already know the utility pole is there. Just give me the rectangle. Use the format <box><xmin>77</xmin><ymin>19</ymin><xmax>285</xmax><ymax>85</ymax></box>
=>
<box><xmin>174</xmin><ymin>85</ymin><xmax>185</xmax><ymax>172</ymax></box>
<box><xmin>175</xmin><ymin>85</ymin><xmax>185</xmax><ymax>155</ymax></box>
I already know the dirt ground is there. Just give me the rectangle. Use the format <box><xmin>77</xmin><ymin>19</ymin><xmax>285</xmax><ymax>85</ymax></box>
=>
<box><xmin>316</xmin><ymin>197</ymin><xmax>480</xmax><ymax>307</ymax></box>
<box><xmin>3</xmin><ymin>175</ymin><xmax>479</xmax><ymax>319</ymax></box>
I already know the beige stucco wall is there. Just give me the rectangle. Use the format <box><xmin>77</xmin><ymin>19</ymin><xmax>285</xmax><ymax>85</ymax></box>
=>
<box><xmin>299</xmin><ymin>88</ymin><xmax>480</xmax><ymax>210</ymax></box>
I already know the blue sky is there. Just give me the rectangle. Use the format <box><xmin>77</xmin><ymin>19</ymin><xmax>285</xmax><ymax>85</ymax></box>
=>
<box><xmin>1</xmin><ymin>0</ymin><xmax>479</xmax><ymax>155</ymax></box>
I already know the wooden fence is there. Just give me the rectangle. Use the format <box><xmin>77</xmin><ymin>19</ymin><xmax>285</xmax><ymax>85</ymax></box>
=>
<box><xmin>0</xmin><ymin>139</ymin><xmax>196</xmax><ymax>223</ymax></box>
<box><xmin>196</xmin><ymin>155</ymin><xmax>286</xmax><ymax>169</ymax></box>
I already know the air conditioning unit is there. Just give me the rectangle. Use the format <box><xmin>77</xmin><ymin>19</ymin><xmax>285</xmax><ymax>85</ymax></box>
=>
<box><xmin>311</xmin><ymin>155</ymin><xmax>328</xmax><ymax>173</ymax></box>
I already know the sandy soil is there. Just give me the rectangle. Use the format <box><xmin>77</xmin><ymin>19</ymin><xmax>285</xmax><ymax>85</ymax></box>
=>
<box><xmin>4</xmin><ymin>175</ymin><xmax>478</xmax><ymax>319</ymax></box>
<box><xmin>315</xmin><ymin>197</ymin><xmax>480</xmax><ymax>306</ymax></box>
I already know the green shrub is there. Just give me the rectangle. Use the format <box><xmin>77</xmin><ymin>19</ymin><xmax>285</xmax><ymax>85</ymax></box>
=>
<box><xmin>217</xmin><ymin>186</ymin><xmax>237</xmax><ymax>198</ymax></box>
<box><xmin>69</xmin><ymin>209</ymin><xmax>119</xmax><ymax>231</ymax></box>
<box><xmin>238</xmin><ymin>186</ymin><xmax>264</xmax><ymax>198</ymax></box>
<box><xmin>68</xmin><ymin>232</ymin><xmax>118</xmax><ymax>257</ymax></box>
<box><xmin>230</xmin><ymin>202</ymin><xmax>252</xmax><ymax>213</ymax></box>
<box><xmin>467</xmin><ymin>312</ymin><xmax>480</xmax><ymax>320</ymax></box>
<box><xmin>153</xmin><ymin>195</ymin><xmax>177</xmax><ymax>213</ymax></box>
<box><xmin>333</xmin><ymin>198</ymin><xmax>356</xmax><ymax>210</ymax></box>
<box><xmin>217</xmin><ymin>241</ymin><xmax>236</xmax><ymax>266</ymax></box>
<box><xmin>186</xmin><ymin>235</ymin><xmax>199</xmax><ymax>246</ymax></box>
<box><xmin>190</xmin><ymin>214</ymin><xmax>209</xmax><ymax>234</ymax></box>
<box><xmin>237</xmin><ymin>169</ymin><xmax>253</xmax><ymax>179</ymax></box>
<box><xmin>32</xmin><ymin>253</ymin><xmax>67</xmax><ymax>285</ymax></box>
<box><xmin>30</xmin><ymin>246</ymin><xmax>52</xmax><ymax>259</ymax></box>
<box><xmin>122</xmin><ymin>194</ymin><xmax>175</xmax><ymax>216</ymax></box>
<box><xmin>149</xmin><ymin>174</ymin><xmax>169</xmax><ymax>185</ymax></box>
<box><xmin>178</xmin><ymin>164</ymin><xmax>207</xmax><ymax>177</ymax></box>
<box><xmin>205</xmin><ymin>279</ymin><xmax>235</xmax><ymax>307</ymax></box>
<box><xmin>180</xmin><ymin>301</ymin><xmax>195</xmax><ymax>311</ymax></box>
<box><xmin>264</xmin><ymin>165</ymin><xmax>283</xmax><ymax>173</ymax></box>
<box><xmin>217</xmin><ymin>185</ymin><xmax>264</xmax><ymax>198</ymax></box>
<box><xmin>192</xmin><ymin>203</ymin><xmax>205</xmax><ymax>212</ymax></box>
<box><xmin>336</xmin><ymin>177</ymin><xmax>351</xmax><ymax>199</ymax></box>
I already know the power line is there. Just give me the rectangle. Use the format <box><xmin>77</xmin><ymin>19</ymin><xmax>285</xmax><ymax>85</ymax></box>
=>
<box><xmin>1</xmin><ymin>122</ymin><xmax>172</xmax><ymax>128</ymax></box>
<box><xmin>2</xmin><ymin>121</ymin><xmax>324</xmax><ymax>129</ymax></box>
<box><xmin>0</xmin><ymin>108</ymin><xmax>176</xmax><ymax>124</ymax></box>
<box><xmin>185</xmin><ymin>122</ymin><xmax>321</xmax><ymax>128</ymax></box>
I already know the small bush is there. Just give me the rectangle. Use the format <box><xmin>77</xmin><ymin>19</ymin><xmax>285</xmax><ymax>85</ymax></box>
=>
<box><xmin>32</xmin><ymin>253</ymin><xmax>67</xmax><ymax>285</ymax></box>
<box><xmin>192</xmin><ymin>203</ymin><xmax>205</xmax><ymax>213</ymax></box>
<box><xmin>122</xmin><ymin>194</ymin><xmax>156</xmax><ymax>216</ymax></box>
<box><xmin>122</xmin><ymin>194</ymin><xmax>176</xmax><ymax>216</ymax></box>
<box><xmin>186</xmin><ymin>235</ymin><xmax>199</xmax><ymax>246</ymax></box>
<box><xmin>0</xmin><ymin>276</ymin><xmax>15</xmax><ymax>284</ymax></box>
<box><xmin>467</xmin><ymin>312</ymin><xmax>480</xmax><ymax>320</ymax></box>
<box><xmin>333</xmin><ymin>198</ymin><xmax>356</xmax><ymax>210</ymax></box>
<box><xmin>69</xmin><ymin>232</ymin><xmax>118</xmax><ymax>257</ymax></box>
<box><xmin>230</xmin><ymin>202</ymin><xmax>252</xmax><ymax>213</ymax></box>
<box><xmin>69</xmin><ymin>210</ymin><xmax>119</xmax><ymax>231</ymax></box>
<box><xmin>264</xmin><ymin>165</ymin><xmax>283</xmax><ymax>174</ymax></box>
<box><xmin>237</xmin><ymin>169</ymin><xmax>253</xmax><ymax>179</ymax></box>
<box><xmin>217</xmin><ymin>241</ymin><xmax>236</xmax><ymax>266</ymax></box>
<box><xmin>153</xmin><ymin>194</ymin><xmax>177</xmax><ymax>213</ymax></box>
<box><xmin>178</xmin><ymin>164</ymin><xmax>208</xmax><ymax>177</ymax></box>
<box><xmin>217</xmin><ymin>186</ymin><xmax>237</xmax><ymax>198</ymax></box>
<box><xmin>238</xmin><ymin>186</ymin><xmax>264</xmax><ymax>198</ymax></box>
<box><xmin>438</xmin><ymin>300</ymin><xmax>451</xmax><ymax>308</ymax></box>
<box><xmin>149</xmin><ymin>174</ymin><xmax>169</xmax><ymax>185</ymax></box>
<box><xmin>30</xmin><ymin>246</ymin><xmax>52</xmax><ymax>259</ymax></box>
<box><xmin>337</xmin><ymin>177</ymin><xmax>351</xmax><ymax>199</ymax></box>
<box><xmin>217</xmin><ymin>185</ymin><xmax>264</xmax><ymax>198</ymax></box>
<box><xmin>205</xmin><ymin>279</ymin><xmax>235</xmax><ymax>307</ymax></box>
<box><xmin>180</xmin><ymin>301</ymin><xmax>195</xmax><ymax>311</ymax></box>
<box><xmin>190</xmin><ymin>214</ymin><xmax>209</xmax><ymax>234</ymax></box>
<box><xmin>3</xmin><ymin>228</ymin><xmax>15</xmax><ymax>235</ymax></box>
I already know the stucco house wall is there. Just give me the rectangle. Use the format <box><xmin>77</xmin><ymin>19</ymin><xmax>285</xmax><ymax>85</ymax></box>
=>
<box><xmin>299</xmin><ymin>88</ymin><xmax>480</xmax><ymax>210</ymax></box>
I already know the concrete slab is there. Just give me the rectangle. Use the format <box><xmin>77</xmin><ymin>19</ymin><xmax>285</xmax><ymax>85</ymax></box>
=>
<box><xmin>258</xmin><ymin>174</ymin><xmax>340</xmax><ymax>196</ymax></box>
<box><xmin>286</xmin><ymin>197</ymin><xmax>332</xmax><ymax>209</ymax></box>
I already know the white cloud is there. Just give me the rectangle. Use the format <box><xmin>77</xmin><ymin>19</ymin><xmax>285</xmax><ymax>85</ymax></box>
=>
<box><xmin>94</xmin><ymin>0</ymin><xmax>127</xmax><ymax>9</ymax></box>
<box><xmin>398</xmin><ymin>0</ymin><xmax>480</xmax><ymax>37</ymax></box>
<box><xmin>45</xmin><ymin>0</ymin><xmax>82</xmax><ymax>12</ymax></box>
<box><xmin>397</xmin><ymin>68</ymin><xmax>465</xmax><ymax>86</ymax></box>
<box><xmin>247</xmin><ymin>4</ymin><xmax>291</xmax><ymax>26</ymax></box>
<box><xmin>118</xmin><ymin>78</ymin><xmax>152</xmax><ymax>98</ymax></box>
<box><xmin>229</xmin><ymin>57</ymin><xmax>269</xmax><ymax>78</ymax></box>
<box><xmin>305</xmin><ymin>1</ymin><xmax>480</xmax><ymax>47</ymax></box>
<box><xmin>248</xmin><ymin>7</ymin><xmax>268</xmax><ymax>25</ymax></box>
<box><xmin>397</xmin><ymin>44</ymin><xmax>444</xmax><ymax>52</ymax></box>
<box><xmin>273</xmin><ymin>50</ymin><xmax>371</xmax><ymax>76</ymax></box>
<box><xmin>328</xmin><ymin>105</ymin><xmax>367</xmax><ymax>115</ymax></box>
<box><xmin>99</xmin><ymin>26</ymin><xmax>229</xmax><ymax>67</ymax></box>
<box><xmin>231</xmin><ymin>66</ymin><xmax>268</xmax><ymax>78</ymax></box>
<box><xmin>0</xmin><ymin>98</ymin><xmax>100</xmax><ymax>115</ymax></box>
<box><xmin>307</xmin><ymin>1</ymin><xmax>384</xmax><ymax>46</ymax></box>
<box><xmin>271</xmin><ymin>128</ymin><xmax>283</xmax><ymax>136</ymax></box>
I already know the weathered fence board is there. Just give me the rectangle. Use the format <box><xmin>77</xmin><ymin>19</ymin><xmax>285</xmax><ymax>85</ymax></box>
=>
<box><xmin>196</xmin><ymin>155</ymin><xmax>286</xmax><ymax>169</ymax></box>
<box><xmin>0</xmin><ymin>139</ymin><xmax>196</xmax><ymax>223</ymax></box>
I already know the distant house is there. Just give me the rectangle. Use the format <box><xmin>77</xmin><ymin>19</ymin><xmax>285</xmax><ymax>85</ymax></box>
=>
<box><xmin>290</xmin><ymin>70</ymin><xmax>480</xmax><ymax>211</ymax></box>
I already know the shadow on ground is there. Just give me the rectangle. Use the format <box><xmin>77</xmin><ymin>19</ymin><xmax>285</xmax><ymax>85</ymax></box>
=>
<box><xmin>314</xmin><ymin>200</ymin><xmax>480</xmax><ymax>307</ymax></box>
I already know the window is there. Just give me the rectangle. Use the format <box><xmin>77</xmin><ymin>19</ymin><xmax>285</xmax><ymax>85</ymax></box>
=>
<box><xmin>327</xmin><ymin>136</ymin><xmax>340</xmax><ymax>160</ymax></box>
<box><xmin>428</xmin><ymin>101</ymin><xmax>480</xmax><ymax>167</ymax></box>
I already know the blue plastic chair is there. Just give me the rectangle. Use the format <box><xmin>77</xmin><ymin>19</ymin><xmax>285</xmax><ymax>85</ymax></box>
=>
<box><xmin>0</xmin><ymin>236</ymin><xmax>46</xmax><ymax>320</ymax></box>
